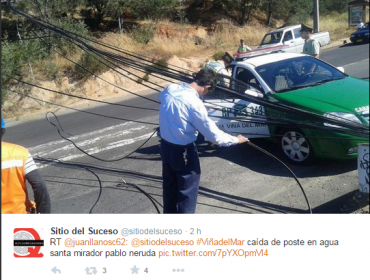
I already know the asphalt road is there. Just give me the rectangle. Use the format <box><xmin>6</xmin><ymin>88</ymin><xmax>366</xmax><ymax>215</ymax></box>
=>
<box><xmin>3</xmin><ymin>43</ymin><xmax>369</xmax><ymax>214</ymax></box>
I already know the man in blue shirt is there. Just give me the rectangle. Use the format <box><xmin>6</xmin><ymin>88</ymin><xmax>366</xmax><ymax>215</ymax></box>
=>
<box><xmin>159</xmin><ymin>69</ymin><xmax>249</xmax><ymax>214</ymax></box>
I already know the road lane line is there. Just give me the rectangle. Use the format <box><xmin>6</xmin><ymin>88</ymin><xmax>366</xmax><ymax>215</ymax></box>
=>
<box><xmin>57</xmin><ymin>132</ymin><xmax>157</xmax><ymax>162</ymax></box>
<box><xmin>32</xmin><ymin>126</ymin><xmax>146</xmax><ymax>157</ymax></box>
<box><xmin>29</xmin><ymin>121</ymin><xmax>135</xmax><ymax>151</ymax></box>
<box><xmin>341</xmin><ymin>58</ymin><xmax>369</xmax><ymax>68</ymax></box>
<box><xmin>36</xmin><ymin>132</ymin><xmax>157</xmax><ymax>168</ymax></box>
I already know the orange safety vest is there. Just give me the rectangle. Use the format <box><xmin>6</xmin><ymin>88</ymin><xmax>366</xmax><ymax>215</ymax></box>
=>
<box><xmin>1</xmin><ymin>141</ymin><xmax>36</xmax><ymax>214</ymax></box>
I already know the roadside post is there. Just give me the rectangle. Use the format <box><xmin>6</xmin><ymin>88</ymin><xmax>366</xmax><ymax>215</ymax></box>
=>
<box><xmin>358</xmin><ymin>144</ymin><xmax>369</xmax><ymax>193</ymax></box>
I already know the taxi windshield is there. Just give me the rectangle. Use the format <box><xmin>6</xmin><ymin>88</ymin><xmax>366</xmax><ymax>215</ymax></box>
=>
<box><xmin>256</xmin><ymin>57</ymin><xmax>346</xmax><ymax>93</ymax></box>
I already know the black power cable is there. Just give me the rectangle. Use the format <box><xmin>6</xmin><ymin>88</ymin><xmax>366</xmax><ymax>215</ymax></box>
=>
<box><xmin>30</xmin><ymin>30</ymin><xmax>162</xmax><ymax>105</ymax></box>
<box><xmin>117</xmin><ymin>180</ymin><xmax>162</xmax><ymax>214</ymax></box>
<box><xmin>204</xmin><ymin>103</ymin><xmax>370</xmax><ymax>138</ymax></box>
<box><xmin>246</xmin><ymin>141</ymin><xmax>312</xmax><ymax>213</ymax></box>
<box><xmin>35</xmin><ymin>157</ymin><xmax>163</xmax><ymax>183</ymax></box>
<box><xmin>11</xmin><ymin>90</ymin><xmax>159</xmax><ymax>126</ymax></box>
<box><xmin>8</xmin><ymin>76</ymin><xmax>159</xmax><ymax>112</ymax></box>
<box><xmin>34</xmin><ymin>156</ymin><xmax>162</xmax><ymax>214</ymax></box>
<box><xmin>84</xmin><ymin>168</ymin><xmax>103</xmax><ymax>214</ymax></box>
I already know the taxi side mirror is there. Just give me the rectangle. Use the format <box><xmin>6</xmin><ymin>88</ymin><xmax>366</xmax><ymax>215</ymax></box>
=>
<box><xmin>245</xmin><ymin>89</ymin><xmax>264</xmax><ymax>98</ymax></box>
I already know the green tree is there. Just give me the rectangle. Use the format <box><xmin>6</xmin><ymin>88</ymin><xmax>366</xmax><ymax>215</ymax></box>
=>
<box><xmin>128</xmin><ymin>0</ymin><xmax>178</xmax><ymax>20</ymax></box>
<box><xmin>221</xmin><ymin>0</ymin><xmax>263</xmax><ymax>26</ymax></box>
<box><xmin>85</xmin><ymin>0</ymin><xmax>110</xmax><ymax>26</ymax></box>
<box><xmin>84</xmin><ymin>0</ymin><xmax>129</xmax><ymax>27</ymax></box>
<box><xmin>21</xmin><ymin>0</ymin><xmax>85</xmax><ymax>19</ymax></box>
<box><xmin>287</xmin><ymin>0</ymin><xmax>314</xmax><ymax>25</ymax></box>
<box><xmin>320</xmin><ymin>0</ymin><xmax>348</xmax><ymax>15</ymax></box>
<box><xmin>263</xmin><ymin>0</ymin><xmax>290</xmax><ymax>26</ymax></box>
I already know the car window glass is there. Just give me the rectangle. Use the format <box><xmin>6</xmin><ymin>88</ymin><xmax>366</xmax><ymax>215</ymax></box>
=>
<box><xmin>256</xmin><ymin>57</ymin><xmax>346</xmax><ymax>93</ymax></box>
<box><xmin>294</xmin><ymin>28</ymin><xmax>302</xmax><ymax>39</ymax></box>
<box><xmin>283</xmin><ymin>31</ymin><xmax>293</xmax><ymax>42</ymax></box>
<box><xmin>235</xmin><ymin>68</ymin><xmax>263</xmax><ymax>93</ymax></box>
<box><xmin>261</xmin><ymin>31</ymin><xmax>283</xmax><ymax>45</ymax></box>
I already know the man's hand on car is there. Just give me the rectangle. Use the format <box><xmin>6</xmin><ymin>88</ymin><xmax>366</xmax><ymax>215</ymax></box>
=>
<box><xmin>237</xmin><ymin>135</ymin><xmax>250</xmax><ymax>144</ymax></box>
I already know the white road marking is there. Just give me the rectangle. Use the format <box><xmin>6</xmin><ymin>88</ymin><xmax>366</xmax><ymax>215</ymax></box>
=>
<box><xmin>30</xmin><ymin>121</ymin><xmax>158</xmax><ymax>168</ymax></box>
<box><xmin>32</xmin><ymin>126</ymin><xmax>146</xmax><ymax>157</ymax></box>
<box><xmin>341</xmin><ymin>58</ymin><xmax>369</xmax><ymax>68</ymax></box>
<box><xmin>29</xmin><ymin>121</ymin><xmax>135</xmax><ymax>151</ymax></box>
<box><xmin>60</xmin><ymin>132</ymin><xmax>156</xmax><ymax>162</ymax></box>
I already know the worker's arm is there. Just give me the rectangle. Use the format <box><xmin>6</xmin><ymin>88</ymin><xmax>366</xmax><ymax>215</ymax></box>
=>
<box><xmin>191</xmin><ymin>102</ymin><xmax>247</xmax><ymax>147</ymax></box>
<box><xmin>312</xmin><ymin>40</ymin><xmax>320</xmax><ymax>58</ymax></box>
<box><xmin>25</xmin><ymin>154</ymin><xmax>51</xmax><ymax>214</ymax></box>
<box><xmin>219</xmin><ymin>68</ymin><xmax>231</xmax><ymax>88</ymax></box>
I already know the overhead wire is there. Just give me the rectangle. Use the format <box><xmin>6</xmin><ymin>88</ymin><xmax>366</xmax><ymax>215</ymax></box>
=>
<box><xmin>10</xmin><ymin>90</ymin><xmax>159</xmax><ymax>126</ymax></box>
<box><xmin>211</xmin><ymin>74</ymin><xmax>369</xmax><ymax>130</ymax></box>
<box><xmin>8</xmin><ymin>5</ymin><xmax>190</xmax><ymax>83</ymax></box>
<box><xmin>29</xmin><ymin>30</ymin><xmax>162</xmax><ymax>105</ymax></box>
<box><xmin>203</xmin><ymin>101</ymin><xmax>370</xmax><ymax>138</ymax></box>
<box><xmin>8</xmin><ymin>75</ymin><xmax>159</xmax><ymax>112</ymax></box>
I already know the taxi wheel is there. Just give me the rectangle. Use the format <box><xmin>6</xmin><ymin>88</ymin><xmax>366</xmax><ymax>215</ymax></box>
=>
<box><xmin>280</xmin><ymin>130</ymin><xmax>314</xmax><ymax>164</ymax></box>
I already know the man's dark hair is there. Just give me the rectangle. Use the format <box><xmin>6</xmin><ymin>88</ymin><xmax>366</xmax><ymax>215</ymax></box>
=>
<box><xmin>194</xmin><ymin>69</ymin><xmax>217</xmax><ymax>87</ymax></box>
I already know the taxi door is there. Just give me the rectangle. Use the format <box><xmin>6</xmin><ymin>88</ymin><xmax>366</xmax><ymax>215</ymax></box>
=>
<box><xmin>204</xmin><ymin>67</ymin><xmax>270</xmax><ymax>139</ymax></box>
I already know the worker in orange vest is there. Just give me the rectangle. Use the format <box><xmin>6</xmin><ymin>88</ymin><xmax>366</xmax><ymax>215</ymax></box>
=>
<box><xmin>1</xmin><ymin>116</ymin><xmax>51</xmax><ymax>214</ymax></box>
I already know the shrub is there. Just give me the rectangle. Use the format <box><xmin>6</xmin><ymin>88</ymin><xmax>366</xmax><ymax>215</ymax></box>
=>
<box><xmin>143</xmin><ymin>73</ymin><xmax>150</xmax><ymax>82</ymax></box>
<box><xmin>1</xmin><ymin>17</ymin><xmax>90</xmax><ymax>104</ymax></box>
<box><xmin>131</xmin><ymin>24</ymin><xmax>155</xmax><ymax>45</ymax></box>
<box><xmin>154</xmin><ymin>58</ymin><xmax>168</xmax><ymax>69</ymax></box>
<box><xmin>72</xmin><ymin>52</ymin><xmax>110</xmax><ymax>81</ymax></box>
<box><xmin>213</xmin><ymin>52</ymin><xmax>225</xmax><ymax>61</ymax></box>
<box><xmin>137</xmin><ymin>73</ymin><xmax>150</xmax><ymax>84</ymax></box>
<box><xmin>1</xmin><ymin>40</ymin><xmax>22</xmax><ymax>104</ymax></box>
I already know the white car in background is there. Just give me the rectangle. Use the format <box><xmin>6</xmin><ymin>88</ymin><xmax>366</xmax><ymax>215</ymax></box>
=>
<box><xmin>258</xmin><ymin>25</ymin><xmax>331</xmax><ymax>54</ymax></box>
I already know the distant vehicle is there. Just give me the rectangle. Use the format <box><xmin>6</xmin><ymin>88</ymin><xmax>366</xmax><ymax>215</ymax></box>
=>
<box><xmin>258</xmin><ymin>25</ymin><xmax>331</xmax><ymax>54</ymax></box>
<box><xmin>205</xmin><ymin>52</ymin><xmax>369</xmax><ymax>164</ymax></box>
<box><xmin>350</xmin><ymin>22</ymin><xmax>369</xmax><ymax>44</ymax></box>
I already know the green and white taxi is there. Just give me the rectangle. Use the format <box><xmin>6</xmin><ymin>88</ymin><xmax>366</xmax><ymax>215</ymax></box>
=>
<box><xmin>205</xmin><ymin>53</ymin><xmax>369</xmax><ymax>164</ymax></box>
